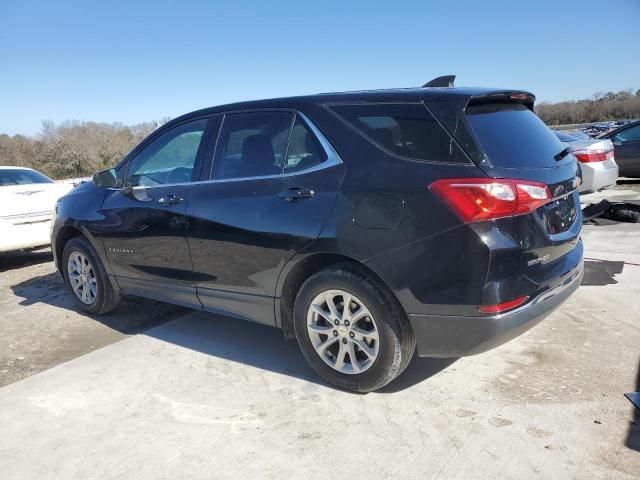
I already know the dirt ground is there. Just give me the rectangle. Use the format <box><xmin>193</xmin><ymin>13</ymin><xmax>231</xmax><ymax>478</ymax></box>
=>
<box><xmin>0</xmin><ymin>249</ymin><xmax>188</xmax><ymax>387</ymax></box>
<box><xmin>1</xmin><ymin>182</ymin><xmax>639</xmax><ymax>388</ymax></box>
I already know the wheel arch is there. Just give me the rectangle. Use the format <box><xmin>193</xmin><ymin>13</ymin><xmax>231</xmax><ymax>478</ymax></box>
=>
<box><xmin>276</xmin><ymin>252</ymin><xmax>406</xmax><ymax>340</ymax></box>
<box><xmin>54</xmin><ymin>225</ymin><xmax>84</xmax><ymax>275</ymax></box>
<box><xmin>54</xmin><ymin>225</ymin><xmax>117</xmax><ymax>293</ymax></box>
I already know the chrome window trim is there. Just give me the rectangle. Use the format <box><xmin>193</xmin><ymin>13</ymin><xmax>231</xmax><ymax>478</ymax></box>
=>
<box><xmin>295</xmin><ymin>111</ymin><xmax>342</xmax><ymax>170</ymax></box>
<box><xmin>129</xmin><ymin>158</ymin><xmax>343</xmax><ymax>190</ymax></box>
<box><xmin>202</xmin><ymin>110</ymin><xmax>342</xmax><ymax>184</ymax></box>
<box><xmin>121</xmin><ymin>110</ymin><xmax>343</xmax><ymax>191</ymax></box>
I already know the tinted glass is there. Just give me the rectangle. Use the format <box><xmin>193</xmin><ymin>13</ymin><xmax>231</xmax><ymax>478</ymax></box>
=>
<box><xmin>331</xmin><ymin>103</ymin><xmax>467</xmax><ymax>163</ymax></box>
<box><xmin>466</xmin><ymin>103</ymin><xmax>567</xmax><ymax>168</ymax></box>
<box><xmin>554</xmin><ymin>131</ymin><xmax>580</xmax><ymax>143</ymax></box>
<box><xmin>126</xmin><ymin>119</ymin><xmax>207</xmax><ymax>187</ymax></box>
<box><xmin>212</xmin><ymin>112</ymin><xmax>293</xmax><ymax>180</ymax></box>
<box><xmin>426</xmin><ymin>99</ymin><xmax>484</xmax><ymax>164</ymax></box>
<box><xmin>615</xmin><ymin>125</ymin><xmax>640</xmax><ymax>142</ymax></box>
<box><xmin>0</xmin><ymin>169</ymin><xmax>53</xmax><ymax>186</ymax></box>
<box><xmin>284</xmin><ymin>116</ymin><xmax>328</xmax><ymax>173</ymax></box>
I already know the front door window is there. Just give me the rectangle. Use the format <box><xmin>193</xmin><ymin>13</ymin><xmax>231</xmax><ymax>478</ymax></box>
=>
<box><xmin>126</xmin><ymin>119</ymin><xmax>207</xmax><ymax>187</ymax></box>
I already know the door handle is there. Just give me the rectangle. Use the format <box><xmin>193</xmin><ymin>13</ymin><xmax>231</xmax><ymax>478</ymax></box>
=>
<box><xmin>158</xmin><ymin>194</ymin><xmax>184</xmax><ymax>206</ymax></box>
<box><xmin>278</xmin><ymin>188</ymin><xmax>315</xmax><ymax>201</ymax></box>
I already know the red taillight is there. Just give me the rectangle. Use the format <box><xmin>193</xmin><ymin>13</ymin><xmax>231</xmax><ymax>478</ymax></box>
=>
<box><xmin>429</xmin><ymin>178</ymin><xmax>551</xmax><ymax>223</ymax></box>
<box><xmin>573</xmin><ymin>149</ymin><xmax>614</xmax><ymax>163</ymax></box>
<box><xmin>479</xmin><ymin>296</ymin><xmax>528</xmax><ymax>314</ymax></box>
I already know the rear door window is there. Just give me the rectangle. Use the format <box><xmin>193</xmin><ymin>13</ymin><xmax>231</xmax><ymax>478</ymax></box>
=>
<box><xmin>330</xmin><ymin>103</ymin><xmax>467</xmax><ymax>163</ymax></box>
<box><xmin>284</xmin><ymin>115</ymin><xmax>328</xmax><ymax>173</ymax></box>
<box><xmin>212</xmin><ymin>112</ymin><xmax>293</xmax><ymax>180</ymax></box>
<box><xmin>466</xmin><ymin>103</ymin><xmax>567</xmax><ymax>168</ymax></box>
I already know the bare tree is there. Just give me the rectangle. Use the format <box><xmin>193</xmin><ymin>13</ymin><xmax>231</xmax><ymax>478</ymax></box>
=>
<box><xmin>536</xmin><ymin>89</ymin><xmax>640</xmax><ymax>125</ymax></box>
<box><xmin>0</xmin><ymin>118</ymin><xmax>168</xmax><ymax>179</ymax></box>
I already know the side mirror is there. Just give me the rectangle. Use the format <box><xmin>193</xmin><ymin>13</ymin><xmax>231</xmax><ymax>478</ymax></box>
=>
<box><xmin>92</xmin><ymin>168</ymin><xmax>120</xmax><ymax>188</ymax></box>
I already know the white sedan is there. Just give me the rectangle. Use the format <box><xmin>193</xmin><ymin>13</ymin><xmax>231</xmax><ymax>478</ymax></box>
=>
<box><xmin>0</xmin><ymin>166</ymin><xmax>75</xmax><ymax>253</ymax></box>
<box><xmin>553</xmin><ymin>131</ymin><xmax>619</xmax><ymax>194</ymax></box>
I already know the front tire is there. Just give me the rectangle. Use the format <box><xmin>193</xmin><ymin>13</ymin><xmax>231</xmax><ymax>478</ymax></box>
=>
<box><xmin>294</xmin><ymin>266</ymin><xmax>415</xmax><ymax>392</ymax></box>
<box><xmin>62</xmin><ymin>236</ymin><xmax>121</xmax><ymax>315</ymax></box>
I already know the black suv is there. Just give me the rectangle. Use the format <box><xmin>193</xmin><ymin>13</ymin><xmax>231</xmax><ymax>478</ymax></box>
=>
<box><xmin>52</xmin><ymin>81</ymin><xmax>583</xmax><ymax>392</ymax></box>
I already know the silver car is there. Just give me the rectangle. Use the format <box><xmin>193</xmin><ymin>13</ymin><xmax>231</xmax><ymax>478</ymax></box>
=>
<box><xmin>554</xmin><ymin>131</ymin><xmax>618</xmax><ymax>194</ymax></box>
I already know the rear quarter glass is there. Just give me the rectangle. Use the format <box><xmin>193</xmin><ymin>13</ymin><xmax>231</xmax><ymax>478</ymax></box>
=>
<box><xmin>465</xmin><ymin>103</ymin><xmax>567</xmax><ymax>169</ymax></box>
<box><xmin>329</xmin><ymin>103</ymin><xmax>469</xmax><ymax>164</ymax></box>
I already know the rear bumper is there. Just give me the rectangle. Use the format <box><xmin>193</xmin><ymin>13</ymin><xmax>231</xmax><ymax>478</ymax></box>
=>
<box><xmin>579</xmin><ymin>161</ymin><xmax>618</xmax><ymax>194</ymax></box>
<box><xmin>408</xmin><ymin>258</ymin><xmax>583</xmax><ymax>357</ymax></box>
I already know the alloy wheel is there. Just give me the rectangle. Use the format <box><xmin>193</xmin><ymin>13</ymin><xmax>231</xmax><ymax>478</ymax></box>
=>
<box><xmin>306</xmin><ymin>289</ymin><xmax>380</xmax><ymax>374</ymax></box>
<box><xmin>67</xmin><ymin>251</ymin><xmax>97</xmax><ymax>305</ymax></box>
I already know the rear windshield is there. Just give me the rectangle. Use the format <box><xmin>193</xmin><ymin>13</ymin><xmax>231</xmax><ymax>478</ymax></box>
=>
<box><xmin>554</xmin><ymin>131</ymin><xmax>580</xmax><ymax>142</ymax></box>
<box><xmin>0</xmin><ymin>169</ymin><xmax>53</xmax><ymax>186</ymax></box>
<box><xmin>331</xmin><ymin>103</ymin><xmax>468</xmax><ymax>163</ymax></box>
<box><xmin>466</xmin><ymin>103</ymin><xmax>567</xmax><ymax>168</ymax></box>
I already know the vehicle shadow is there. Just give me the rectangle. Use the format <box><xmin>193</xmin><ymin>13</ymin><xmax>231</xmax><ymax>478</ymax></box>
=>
<box><xmin>626</xmin><ymin>361</ymin><xmax>640</xmax><ymax>452</ymax></box>
<box><xmin>145</xmin><ymin>311</ymin><xmax>456</xmax><ymax>393</ymax></box>
<box><xmin>378</xmin><ymin>355</ymin><xmax>457</xmax><ymax>393</ymax></box>
<box><xmin>10</xmin><ymin>271</ymin><xmax>189</xmax><ymax>334</ymax></box>
<box><xmin>11</xmin><ymin>271</ymin><xmax>455</xmax><ymax>393</ymax></box>
<box><xmin>0</xmin><ymin>249</ymin><xmax>53</xmax><ymax>272</ymax></box>
<box><xmin>582</xmin><ymin>259</ymin><xmax>625</xmax><ymax>286</ymax></box>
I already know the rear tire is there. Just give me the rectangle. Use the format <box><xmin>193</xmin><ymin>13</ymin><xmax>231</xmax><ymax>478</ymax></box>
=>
<box><xmin>62</xmin><ymin>236</ymin><xmax>121</xmax><ymax>315</ymax></box>
<box><xmin>294</xmin><ymin>266</ymin><xmax>415</xmax><ymax>393</ymax></box>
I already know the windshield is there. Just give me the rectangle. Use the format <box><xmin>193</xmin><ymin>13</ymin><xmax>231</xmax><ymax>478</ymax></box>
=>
<box><xmin>0</xmin><ymin>169</ymin><xmax>54</xmax><ymax>186</ymax></box>
<box><xmin>466</xmin><ymin>103</ymin><xmax>567</xmax><ymax>168</ymax></box>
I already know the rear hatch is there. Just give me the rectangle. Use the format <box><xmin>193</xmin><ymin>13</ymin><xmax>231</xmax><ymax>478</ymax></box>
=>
<box><xmin>426</xmin><ymin>94</ymin><xmax>582</xmax><ymax>285</ymax></box>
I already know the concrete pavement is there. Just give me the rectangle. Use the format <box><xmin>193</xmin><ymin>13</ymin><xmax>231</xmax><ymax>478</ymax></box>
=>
<box><xmin>0</xmin><ymin>222</ymin><xmax>638</xmax><ymax>479</ymax></box>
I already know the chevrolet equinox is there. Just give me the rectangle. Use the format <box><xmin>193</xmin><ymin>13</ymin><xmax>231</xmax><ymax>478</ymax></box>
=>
<box><xmin>52</xmin><ymin>79</ymin><xmax>584</xmax><ymax>392</ymax></box>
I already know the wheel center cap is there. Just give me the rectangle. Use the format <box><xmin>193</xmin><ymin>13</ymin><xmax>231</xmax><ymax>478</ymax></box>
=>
<box><xmin>337</xmin><ymin>325</ymin><xmax>348</xmax><ymax>336</ymax></box>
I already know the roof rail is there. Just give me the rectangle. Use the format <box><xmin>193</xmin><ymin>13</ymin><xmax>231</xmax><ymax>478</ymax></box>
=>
<box><xmin>422</xmin><ymin>75</ymin><xmax>456</xmax><ymax>88</ymax></box>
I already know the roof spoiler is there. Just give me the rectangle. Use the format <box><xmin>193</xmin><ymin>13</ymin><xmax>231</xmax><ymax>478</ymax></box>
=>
<box><xmin>467</xmin><ymin>91</ymin><xmax>536</xmax><ymax>110</ymax></box>
<box><xmin>422</xmin><ymin>75</ymin><xmax>456</xmax><ymax>88</ymax></box>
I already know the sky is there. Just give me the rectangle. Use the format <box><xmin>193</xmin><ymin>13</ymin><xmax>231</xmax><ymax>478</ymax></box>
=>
<box><xmin>1</xmin><ymin>0</ymin><xmax>639</xmax><ymax>136</ymax></box>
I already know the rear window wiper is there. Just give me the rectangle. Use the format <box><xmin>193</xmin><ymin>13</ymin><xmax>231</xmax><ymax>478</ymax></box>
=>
<box><xmin>554</xmin><ymin>147</ymin><xmax>571</xmax><ymax>161</ymax></box>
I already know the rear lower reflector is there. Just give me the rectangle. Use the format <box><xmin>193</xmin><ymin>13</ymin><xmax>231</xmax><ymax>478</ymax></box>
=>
<box><xmin>478</xmin><ymin>296</ymin><xmax>528</xmax><ymax>314</ymax></box>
